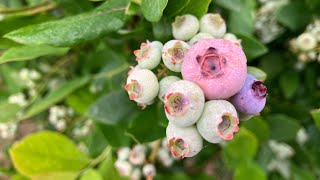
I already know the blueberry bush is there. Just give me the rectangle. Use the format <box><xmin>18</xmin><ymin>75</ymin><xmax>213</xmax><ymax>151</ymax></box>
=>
<box><xmin>0</xmin><ymin>0</ymin><xmax>320</xmax><ymax>179</ymax></box>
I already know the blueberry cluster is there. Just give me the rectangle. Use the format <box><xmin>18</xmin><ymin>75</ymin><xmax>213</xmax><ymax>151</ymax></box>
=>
<box><xmin>125</xmin><ymin>14</ymin><xmax>267</xmax><ymax>158</ymax></box>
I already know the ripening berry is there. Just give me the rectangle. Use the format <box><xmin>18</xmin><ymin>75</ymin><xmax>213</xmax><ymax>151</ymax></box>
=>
<box><xmin>142</xmin><ymin>164</ymin><xmax>156</xmax><ymax>179</ymax></box>
<box><xmin>158</xmin><ymin>76</ymin><xmax>181</xmax><ymax>102</ymax></box>
<box><xmin>117</xmin><ymin>147</ymin><xmax>130</xmax><ymax>160</ymax></box>
<box><xmin>197</xmin><ymin>100</ymin><xmax>239</xmax><ymax>143</ymax></box>
<box><xmin>134</xmin><ymin>40</ymin><xmax>163</xmax><ymax>70</ymax></box>
<box><xmin>188</xmin><ymin>32</ymin><xmax>213</xmax><ymax>46</ymax></box>
<box><xmin>172</xmin><ymin>14</ymin><xmax>199</xmax><ymax>41</ymax></box>
<box><xmin>166</xmin><ymin>122</ymin><xmax>203</xmax><ymax>158</ymax></box>
<box><xmin>200</xmin><ymin>13</ymin><xmax>226</xmax><ymax>38</ymax></box>
<box><xmin>129</xmin><ymin>145</ymin><xmax>146</xmax><ymax>165</ymax></box>
<box><xmin>162</xmin><ymin>40</ymin><xmax>190</xmax><ymax>72</ymax></box>
<box><xmin>230</xmin><ymin>74</ymin><xmax>267</xmax><ymax>116</ymax></box>
<box><xmin>114</xmin><ymin>160</ymin><xmax>132</xmax><ymax>177</ymax></box>
<box><xmin>164</xmin><ymin>80</ymin><xmax>205</xmax><ymax>127</ymax></box>
<box><xmin>181</xmin><ymin>38</ymin><xmax>247</xmax><ymax>99</ymax></box>
<box><xmin>125</xmin><ymin>69</ymin><xmax>159</xmax><ymax>108</ymax></box>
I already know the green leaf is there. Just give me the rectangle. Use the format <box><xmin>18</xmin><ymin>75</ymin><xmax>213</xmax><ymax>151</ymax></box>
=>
<box><xmin>24</xmin><ymin>76</ymin><xmax>90</xmax><ymax>119</ymax></box>
<box><xmin>87</xmin><ymin>90</ymin><xmax>138</xmax><ymax>125</ymax></box>
<box><xmin>84</xmin><ymin>126</ymin><xmax>108</xmax><ymax>158</ymax></box>
<box><xmin>163</xmin><ymin>0</ymin><xmax>190</xmax><ymax>17</ymax></box>
<box><xmin>141</xmin><ymin>0</ymin><xmax>168</xmax><ymax>22</ymax></box>
<box><xmin>152</xmin><ymin>18</ymin><xmax>172</xmax><ymax>42</ymax></box>
<box><xmin>0</xmin><ymin>101</ymin><xmax>22</xmax><ymax>123</ymax></box>
<box><xmin>179</xmin><ymin>0</ymin><xmax>211</xmax><ymax>18</ymax></box>
<box><xmin>0</xmin><ymin>45</ymin><xmax>69</xmax><ymax>64</ymax></box>
<box><xmin>10</xmin><ymin>131</ymin><xmax>90</xmax><ymax>177</ymax></box>
<box><xmin>276</xmin><ymin>1</ymin><xmax>312</xmax><ymax>31</ymax></box>
<box><xmin>0</xmin><ymin>64</ymin><xmax>25</xmax><ymax>93</ymax></box>
<box><xmin>291</xmin><ymin>164</ymin><xmax>316</xmax><ymax>180</ymax></box>
<box><xmin>127</xmin><ymin>102</ymin><xmax>166</xmax><ymax>143</ymax></box>
<box><xmin>215</xmin><ymin>0</ymin><xmax>241</xmax><ymax>11</ymax></box>
<box><xmin>234</xmin><ymin>162</ymin><xmax>267</xmax><ymax>180</ymax></box>
<box><xmin>97</xmin><ymin>123</ymin><xmax>130</xmax><ymax>147</ymax></box>
<box><xmin>80</xmin><ymin>169</ymin><xmax>103</xmax><ymax>180</ymax></box>
<box><xmin>311</xmin><ymin>109</ymin><xmax>320</xmax><ymax>129</ymax></box>
<box><xmin>66</xmin><ymin>88</ymin><xmax>96</xmax><ymax>115</ymax></box>
<box><xmin>4</xmin><ymin>0</ymin><xmax>129</xmax><ymax>47</ymax></box>
<box><xmin>265</xmin><ymin>114</ymin><xmax>300</xmax><ymax>141</ymax></box>
<box><xmin>247</xmin><ymin>66</ymin><xmax>267</xmax><ymax>81</ymax></box>
<box><xmin>52</xmin><ymin>0</ymin><xmax>93</xmax><ymax>14</ymax></box>
<box><xmin>222</xmin><ymin>128</ymin><xmax>258</xmax><ymax>168</ymax></box>
<box><xmin>242</xmin><ymin>116</ymin><xmax>270</xmax><ymax>143</ymax></box>
<box><xmin>279</xmin><ymin>71</ymin><xmax>299</xmax><ymax>99</ymax></box>
<box><xmin>236</xmin><ymin>34</ymin><xmax>268</xmax><ymax>61</ymax></box>
<box><xmin>32</xmin><ymin>172</ymin><xmax>78</xmax><ymax>180</ymax></box>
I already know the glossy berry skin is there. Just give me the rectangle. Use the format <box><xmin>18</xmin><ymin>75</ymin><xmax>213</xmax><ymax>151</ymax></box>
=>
<box><xmin>181</xmin><ymin>38</ymin><xmax>247</xmax><ymax>100</ymax></box>
<box><xmin>196</xmin><ymin>100</ymin><xmax>239</xmax><ymax>143</ymax></box>
<box><xmin>172</xmin><ymin>14</ymin><xmax>199</xmax><ymax>41</ymax></box>
<box><xmin>125</xmin><ymin>69</ymin><xmax>159</xmax><ymax>108</ymax></box>
<box><xmin>200</xmin><ymin>13</ymin><xmax>226</xmax><ymax>38</ymax></box>
<box><xmin>164</xmin><ymin>80</ymin><xmax>205</xmax><ymax>127</ymax></box>
<box><xmin>166</xmin><ymin>122</ymin><xmax>203</xmax><ymax>158</ymax></box>
<box><xmin>134</xmin><ymin>40</ymin><xmax>163</xmax><ymax>70</ymax></box>
<box><xmin>230</xmin><ymin>74</ymin><xmax>267</xmax><ymax>116</ymax></box>
<box><xmin>158</xmin><ymin>76</ymin><xmax>181</xmax><ymax>102</ymax></box>
<box><xmin>162</xmin><ymin>40</ymin><xmax>190</xmax><ymax>72</ymax></box>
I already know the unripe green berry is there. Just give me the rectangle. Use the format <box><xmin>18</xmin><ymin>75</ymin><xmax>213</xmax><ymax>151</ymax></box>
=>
<box><xmin>200</xmin><ymin>13</ymin><xmax>226</xmax><ymax>38</ymax></box>
<box><xmin>188</xmin><ymin>32</ymin><xmax>213</xmax><ymax>46</ymax></box>
<box><xmin>172</xmin><ymin>14</ymin><xmax>200</xmax><ymax>41</ymax></box>
<box><xmin>134</xmin><ymin>40</ymin><xmax>163</xmax><ymax>70</ymax></box>
<box><xmin>158</xmin><ymin>76</ymin><xmax>181</xmax><ymax>102</ymax></box>
<box><xmin>162</xmin><ymin>40</ymin><xmax>190</xmax><ymax>72</ymax></box>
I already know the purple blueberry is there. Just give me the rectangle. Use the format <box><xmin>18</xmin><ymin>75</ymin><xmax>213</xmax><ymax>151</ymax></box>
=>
<box><xmin>230</xmin><ymin>74</ymin><xmax>267</xmax><ymax>116</ymax></box>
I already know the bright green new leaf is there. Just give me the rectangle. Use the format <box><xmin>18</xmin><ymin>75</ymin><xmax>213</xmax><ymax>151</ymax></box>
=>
<box><xmin>311</xmin><ymin>109</ymin><xmax>320</xmax><ymax>129</ymax></box>
<box><xmin>236</xmin><ymin>34</ymin><xmax>268</xmax><ymax>61</ymax></box>
<box><xmin>10</xmin><ymin>131</ymin><xmax>90</xmax><ymax>177</ymax></box>
<box><xmin>4</xmin><ymin>0</ymin><xmax>129</xmax><ymax>47</ymax></box>
<box><xmin>0</xmin><ymin>45</ymin><xmax>69</xmax><ymax>64</ymax></box>
<box><xmin>23</xmin><ymin>76</ymin><xmax>90</xmax><ymax>119</ymax></box>
<box><xmin>0</xmin><ymin>101</ymin><xmax>22</xmax><ymax>123</ymax></box>
<box><xmin>32</xmin><ymin>172</ymin><xmax>78</xmax><ymax>180</ymax></box>
<box><xmin>234</xmin><ymin>162</ymin><xmax>267</xmax><ymax>180</ymax></box>
<box><xmin>247</xmin><ymin>66</ymin><xmax>267</xmax><ymax>81</ymax></box>
<box><xmin>179</xmin><ymin>0</ymin><xmax>211</xmax><ymax>18</ymax></box>
<box><xmin>141</xmin><ymin>0</ymin><xmax>168</xmax><ymax>22</ymax></box>
<box><xmin>80</xmin><ymin>169</ymin><xmax>103</xmax><ymax>180</ymax></box>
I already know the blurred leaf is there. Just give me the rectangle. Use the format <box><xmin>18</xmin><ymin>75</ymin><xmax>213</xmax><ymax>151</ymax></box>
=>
<box><xmin>24</xmin><ymin>76</ymin><xmax>90</xmax><ymax>119</ymax></box>
<box><xmin>66</xmin><ymin>88</ymin><xmax>96</xmax><ymax>115</ymax></box>
<box><xmin>234</xmin><ymin>162</ymin><xmax>267</xmax><ymax>180</ymax></box>
<box><xmin>125</xmin><ymin>1</ymin><xmax>140</xmax><ymax>15</ymax></box>
<box><xmin>97</xmin><ymin>123</ymin><xmax>130</xmax><ymax>147</ymax></box>
<box><xmin>259</xmin><ymin>52</ymin><xmax>285</xmax><ymax>80</ymax></box>
<box><xmin>0</xmin><ymin>45</ymin><xmax>69</xmax><ymax>64</ymax></box>
<box><xmin>179</xmin><ymin>0</ymin><xmax>211</xmax><ymax>18</ymax></box>
<box><xmin>228</xmin><ymin>0</ymin><xmax>255</xmax><ymax>35</ymax></box>
<box><xmin>0</xmin><ymin>101</ymin><xmax>22</xmax><ymax>123</ymax></box>
<box><xmin>10</xmin><ymin>174</ymin><xmax>29</xmax><ymax>180</ymax></box>
<box><xmin>87</xmin><ymin>90</ymin><xmax>138</xmax><ymax>125</ymax></box>
<box><xmin>10</xmin><ymin>131</ymin><xmax>89</xmax><ymax>178</ymax></box>
<box><xmin>215</xmin><ymin>0</ymin><xmax>241</xmax><ymax>11</ymax></box>
<box><xmin>141</xmin><ymin>0</ymin><xmax>168</xmax><ymax>22</ymax></box>
<box><xmin>163</xmin><ymin>0</ymin><xmax>190</xmax><ymax>17</ymax></box>
<box><xmin>223</xmin><ymin>128</ymin><xmax>258</xmax><ymax>168</ymax></box>
<box><xmin>279</xmin><ymin>71</ymin><xmax>299</xmax><ymax>99</ymax></box>
<box><xmin>32</xmin><ymin>172</ymin><xmax>78</xmax><ymax>180</ymax></box>
<box><xmin>52</xmin><ymin>0</ymin><xmax>93</xmax><ymax>14</ymax></box>
<box><xmin>291</xmin><ymin>164</ymin><xmax>316</xmax><ymax>180</ymax></box>
<box><xmin>0</xmin><ymin>64</ymin><xmax>25</xmax><ymax>93</ymax></box>
<box><xmin>236</xmin><ymin>34</ymin><xmax>268</xmax><ymax>61</ymax></box>
<box><xmin>127</xmin><ymin>102</ymin><xmax>166</xmax><ymax>143</ymax></box>
<box><xmin>156</xmin><ymin>173</ymin><xmax>191</xmax><ymax>180</ymax></box>
<box><xmin>276</xmin><ymin>1</ymin><xmax>312</xmax><ymax>31</ymax></box>
<box><xmin>0</xmin><ymin>38</ymin><xmax>20</xmax><ymax>49</ymax></box>
<box><xmin>5</xmin><ymin>0</ymin><xmax>129</xmax><ymax>47</ymax></box>
<box><xmin>152</xmin><ymin>18</ymin><xmax>172</xmax><ymax>42</ymax></box>
<box><xmin>80</xmin><ymin>169</ymin><xmax>103</xmax><ymax>180</ymax></box>
<box><xmin>310</xmin><ymin>109</ymin><xmax>320</xmax><ymax>129</ymax></box>
<box><xmin>242</xmin><ymin>116</ymin><xmax>270</xmax><ymax>143</ymax></box>
<box><xmin>265</xmin><ymin>114</ymin><xmax>300</xmax><ymax>141</ymax></box>
<box><xmin>247</xmin><ymin>66</ymin><xmax>267</xmax><ymax>81</ymax></box>
<box><xmin>84</xmin><ymin>126</ymin><xmax>108</xmax><ymax>158</ymax></box>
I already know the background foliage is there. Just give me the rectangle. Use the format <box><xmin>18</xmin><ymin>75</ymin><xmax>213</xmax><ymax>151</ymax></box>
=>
<box><xmin>0</xmin><ymin>0</ymin><xmax>319</xmax><ymax>179</ymax></box>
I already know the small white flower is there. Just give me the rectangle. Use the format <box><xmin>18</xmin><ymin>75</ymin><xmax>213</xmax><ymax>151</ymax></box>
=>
<box><xmin>115</xmin><ymin>160</ymin><xmax>133</xmax><ymax>177</ymax></box>
<box><xmin>267</xmin><ymin>159</ymin><xmax>290</xmax><ymax>179</ymax></box>
<box><xmin>268</xmin><ymin>140</ymin><xmax>294</xmax><ymax>160</ymax></box>
<box><xmin>55</xmin><ymin>119</ymin><xmax>66</xmax><ymax>131</ymax></box>
<box><xmin>28</xmin><ymin>70</ymin><xmax>41</xmax><ymax>80</ymax></box>
<box><xmin>8</xmin><ymin>92</ymin><xmax>28</xmax><ymax>107</ymax></box>
<box><xmin>19</xmin><ymin>68</ymin><xmax>29</xmax><ymax>80</ymax></box>
<box><xmin>0</xmin><ymin>122</ymin><xmax>17</xmax><ymax>139</ymax></box>
<box><xmin>296</xmin><ymin>32</ymin><xmax>317</xmax><ymax>51</ymax></box>
<box><xmin>142</xmin><ymin>164</ymin><xmax>156</xmax><ymax>179</ymax></box>
<box><xmin>130</xmin><ymin>168</ymin><xmax>142</xmax><ymax>180</ymax></box>
<box><xmin>296</xmin><ymin>128</ymin><xmax>308</xmax><ymax>146</ymax></box>
<box><xmin>307</xmin><ymin>51</ymin><xmax>317</xmax><ymax>60</ymax></box>
<box><xmin>129</xmin><ymin>145</ymin><xmax>146</xmax><ymax>165</ymax></box>
<box><xmin>117</xmin><ymin>147</ymin><xmax>131</xmax><ymax>161</ymax></box>
<box><xmin>311</xmin><ymin>26</ymin><xmax>320</xmax><ymax>42</ymax></box>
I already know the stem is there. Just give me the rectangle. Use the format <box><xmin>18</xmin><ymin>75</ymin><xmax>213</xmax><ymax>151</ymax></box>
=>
<box><xmin>148</xmin><ymin>139</ymin><xmax>162</xmax><ymax>163</ymax></box>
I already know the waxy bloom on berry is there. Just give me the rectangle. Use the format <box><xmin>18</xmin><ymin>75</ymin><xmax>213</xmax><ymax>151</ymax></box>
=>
<box><xmin>172</xmin><ymin>14</ymin><xmax>199</xmax><ymax>41</ymax></box>
<box><xmin>188</xmin><ymin>32</ymin><xmax>213</xmax><ymax>46</ymax></box>
<box><xmin>181</xmin><ymin>38</ymin><xmax>247</xmax><ymax>99</ymax></box>
<box><xmin>200</xmin><ymin>13</ymin><xmax>226</xmax><ymax>38</ymax></box>
<box><xmin>230</xmin><ymin>74</ymin><xmax>267</xmax><ymax>116</ymax></box>
<box><xmin>197</xmin><ymin>100</ymin><xmax>239</xmax><ymax>143</ymax></box>
<box><xmin>164</xmin><ymin>80</ymin><xmax>205</xmax><ymax>127</ymax></box>
<box><xmin>166</xmin><ymin>122</ymin><xmax>203</xmax><ymax>158</ymax></box>
<box><xmin>162</xmin><ymin>40</ymin><xmax>190</xmax><ymax>72</ymax></box>
<box><xmin>134</xmin><ymin>40</ymin><xmax>163</xmax><ymax>70</ymax></box>
<box><xmin>158</xmin><ymin>76</ymin><xmax>181</xmax><ymax>102</ymax></box>
<box><xmin>125</xmin><ymin>69</ymin><xmax>159</xmax><ymax>108</ymax></box>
